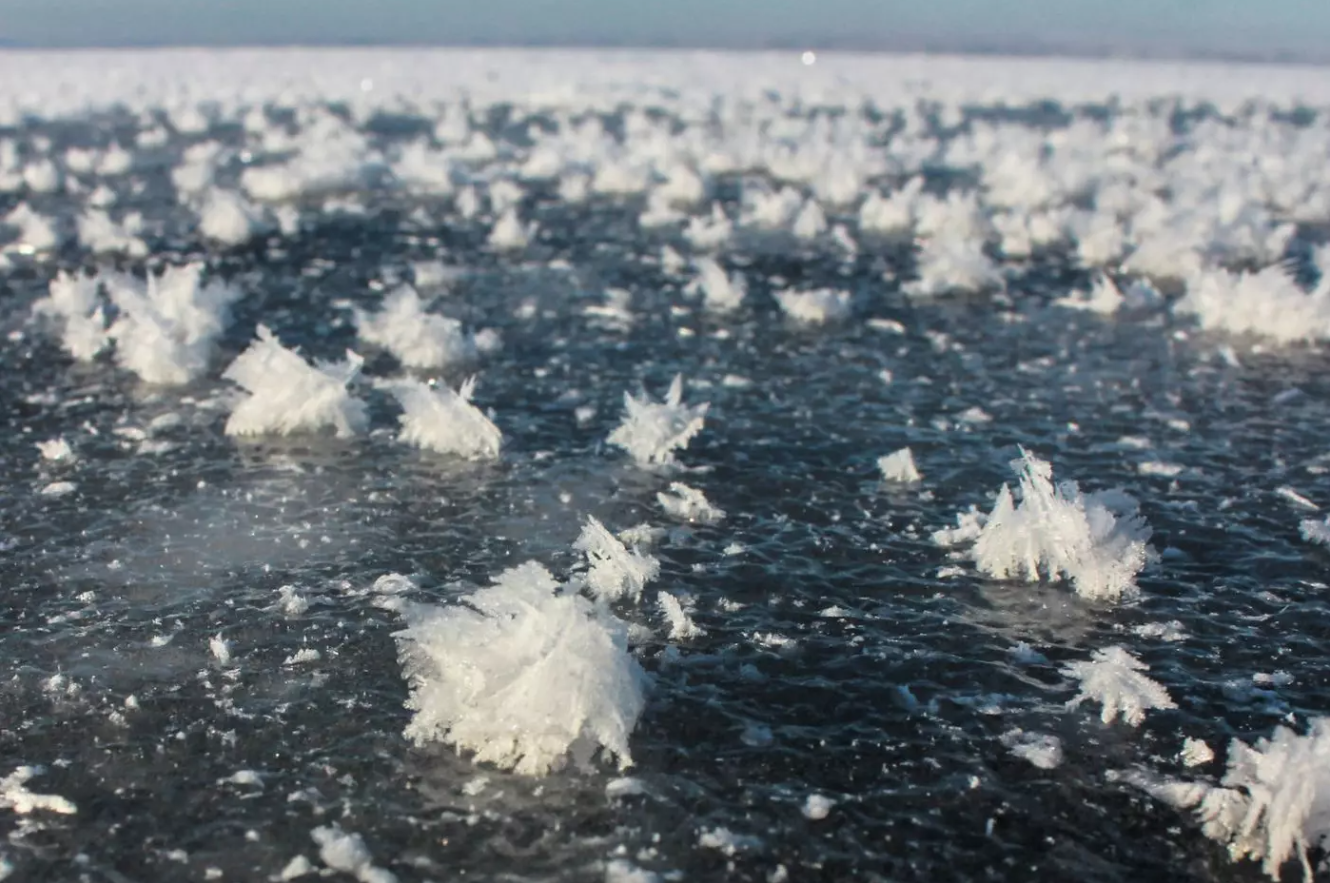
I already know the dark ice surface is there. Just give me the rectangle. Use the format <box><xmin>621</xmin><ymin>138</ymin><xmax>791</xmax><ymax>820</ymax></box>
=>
<box><xmin>1</xmin><ymin>106</ymin><xmax>1329</xmax><ymax>883</ymax></box>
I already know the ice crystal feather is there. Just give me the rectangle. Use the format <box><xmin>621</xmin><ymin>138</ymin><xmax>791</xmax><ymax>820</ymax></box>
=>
<box><xmin>223</xmin><ymin>325</ymin><xmax>368</xmax><ymax>438</ymax></box>
<box><xmin>377</xmin><ymin>376</ymin><xmax>500</xmax><ymax>460</ymax></box>
<box><xmin>574</xmin><ymin>517</ymin><xmax>660</xmax><ymax>604</ymax></box>
<box><xmin>1063</xmin><ymin>646</ymin><xmax>1175</xmax><ymax>727</ymax></box>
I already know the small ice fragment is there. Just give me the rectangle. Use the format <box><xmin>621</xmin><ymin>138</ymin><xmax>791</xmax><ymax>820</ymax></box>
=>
<box><xmin>605</xmin><ymin>777</ymin><xmax>648</xmax><ymax>800</ymax></box>
<box><xmin>604</xmin><ymin>860</ymin><xmax>661</xmax><ymax>883</ymax></box>
<box><xmin>39</xmin><ymin>481</ymin><xmax>77</xmax><ymax>497</ymax></box>
<box><xmin>36</xmin><ymin>438</ymin><xmax>75</xmax><ymax>462</ymax></box>
<box><xmin>210</xmin><ymin>635</ymin><xmax>232</xmax><ymax>665</ymax></box>
<box><xmin>697</xmin><ymin>827</ymin><xmax>762</xmax><ymax>856</ymax></box>
<box><xmin>460</xmin><ymin>775</ymin><xmax>488</xmax><ymax>797</ymax></box>
<box><xmin>1179</xmin><ymin>737</ymin><xmax>1214</xmax><ymax>767</ymax></box>
<box><xmin>1138</xmin><ymin>461</ymin><xmax>1183</xmax><ymax>477</ymax></box>
<box><xmin>310</xmin><ymin>826</ymin><xmax>397</xmax><ymax>883</ymax></box>
<box><xmin>277</xmin><ymin>855</ymin><xmax>314</xmax><ymax>880</ymax></box>
<box><xmin>657</xmin><ymin>482</ymin><xmax>724</xmax><ymax>524</ymax></box>
<box><xmin>1278</xmin><ymin>487</ymin><xmax>1319</xmax><ymax>511</ymax></box>
<box><xmin>802</xmin><ymin>794</ymin><xmax>835</xmax><ymax>820</ymax></box>
<box><xmin>878</xmin><ymin>448</ymin><xmax>921</xmax><ymax>483</ymax></box>
<box><xmin>1000</xmin><ymin>729</ymin><xmax>1064</xmax><ymax>769</ymax></box>
<box><xmin>283</xmin><ymin>649</ymin><xmax>321</xmax><ymax>666</ymax></box>
<box><xmin>221</xmin><ymin>770</ymin><xmax>263</xmax><ymax>788</ymax></box>
<box><xmin>276</xmin><ymin>586</ymin><xmax>310</xmax><ymax>616</ymax></box>
<box><xmin>773</xmin><ymin>288</ymin><xmax>850</xmax><ymax>324</ymax></box>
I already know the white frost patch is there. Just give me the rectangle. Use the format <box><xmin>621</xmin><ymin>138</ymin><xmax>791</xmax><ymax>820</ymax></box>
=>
<box><xmin>963</xmin><ymin>448</ymin><xmax>1153</xmax><ymax>602</ymax></box>
<box><xmin>223</xmin><ymin>325</ymin><xmax>368</xmax><ymax>438</ymax></box>
<box><xmin>1000</xmin><ymin>729</ymin><xmax>1064</xmax><ymax>769</ymax></box>
<box><xmin>393</xmin><ymin>561</ymin><xmax>647</xmax><ymax>776</ymax></box>
<box><xmin>377</xmin><ymin>376</ymin><xmax>501</xmax><ymax>460</ymax></box>
<box><xmin>310</xmin><ymin>826</ymin><xmax>398</xmax><ymax>883</ymax></box>
<box><xmin>607</xmin><ymin>374</ymin><xmax>708</xmax><ymax>468</ymax></box>
<box><xmin>658</xmin><ymin>591</ymin><xmax>704</xmax><ymax>640</ymax></box>
<box><xmin>354</xmin><ymin>285</ymin><xmax>485</xmax><ymax>369</ymax></box>
<box><xmin>878</xmin><ymin>448</ymin><xmax>921</xmax><ymax>484</ymax></box>
<box><xmin>772</xmin><ymin>287</ymin><xmax>851</xmax><ymax>324</ymax></box>
<box><xmin>0</xmin><ymin>767</ymin><xmax>77</xmax><ymax>815</ymax></box>
<box><xmin>1063</xmin><ymin>646</ymin><xmax>1176</xmax><ymax>727</ymax></box>
<box><xmin>657</xmin><ymin>482</ymin><xmax>724</xmax><ymax>525</ymax></box>
<box><xmin>575</xmin><ymin>516</ymin><xmax>660</xmax><ymax>604</ymax></box>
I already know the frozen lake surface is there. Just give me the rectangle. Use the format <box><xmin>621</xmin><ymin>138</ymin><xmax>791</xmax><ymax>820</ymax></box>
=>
<box><xmin>1</xmin><ymin>48</ymin><xmax>1330</xmax><ymax>883</ymax></box>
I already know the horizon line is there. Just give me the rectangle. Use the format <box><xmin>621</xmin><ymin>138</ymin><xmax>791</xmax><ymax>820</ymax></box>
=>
<box><xmin>0</xmin><ymin>37</ymin><xmax>1325</xmax><ymax>68</ymax></box>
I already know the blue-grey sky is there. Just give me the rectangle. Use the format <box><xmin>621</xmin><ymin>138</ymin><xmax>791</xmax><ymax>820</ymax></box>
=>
<box><xmin>0</xmin><ymin>0</ymin><xmax>1325</xmax><ymax>60</ymax></box>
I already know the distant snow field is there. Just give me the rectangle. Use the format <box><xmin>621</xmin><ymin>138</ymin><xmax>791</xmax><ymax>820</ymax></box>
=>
<box><xmin>2</xmin><ymin>47</ymin><xmax>1330</xmax><ymax>883</ymax></box>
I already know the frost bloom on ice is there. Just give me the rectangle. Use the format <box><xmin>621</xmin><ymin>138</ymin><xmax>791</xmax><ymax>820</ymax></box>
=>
<box><xmin>487</xmin><ymin>207</ymin><xmax>533</xmax><ymax>251</ymax></box>
<box><xmin>574</xmin><ymin>516</ymin><xmax>660</xmax><ymax>604</ymax></box>
<box><xmin>393</xmin><ymin>561</ymin><xmax>647</xmax><ymax>776</ymax></box>
<box><xmin>657</xmin><ymin>482</ymin><xmax>724</xmax><ymax>525</ymax></box>
<box><xmin>607</xmin><ymin>374</ymin><xmax>708</xmax><ymax>468</ymax></box>
<box><xmin>964</xmin><ymin>448</ymin><xmax>1153</xmax><ymax>602</ymax></box>
<box><xmin>684</xmin><ymin>258</ymin><xmax>745</xmax><ymax>314</ymax></box>
<box><xmin>1128</xmin><ymin>719</ymin><xmax>1330</xmax><ymax>882</ymax></box>
<box><xmin>354</xmin><ymin>285</ymin><xmax>484</xmax><ymax>369</ymax></box>
<box><xmin>223</xmin><ymin>325</ymin><xmax>368</xmax><ymax>438</ymax></box>
<box><xmin>105</xmin><ymin>263</ymin><xmax>243</xmax><ymax>385</ymax></box>
<box><xmin>772</xmin><ymin>287</ymin><xmax>851</xmax><ymax>324</ymax></box>
<box><xmin>377</xmin><ymin>376</ymin><xmax>500</xmax><ymax>460</ymax></box>
<box><xmin>1063</xmin><ymin>646</ymin><xmax>1175</xmax><ymax>727</ymax></box>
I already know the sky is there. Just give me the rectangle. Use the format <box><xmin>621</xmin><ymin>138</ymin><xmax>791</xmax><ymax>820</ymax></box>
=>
<box><xmin>0</xmin><ymin>0</ymin><xmax>1325</xmax><ymax>62</ymax></box>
